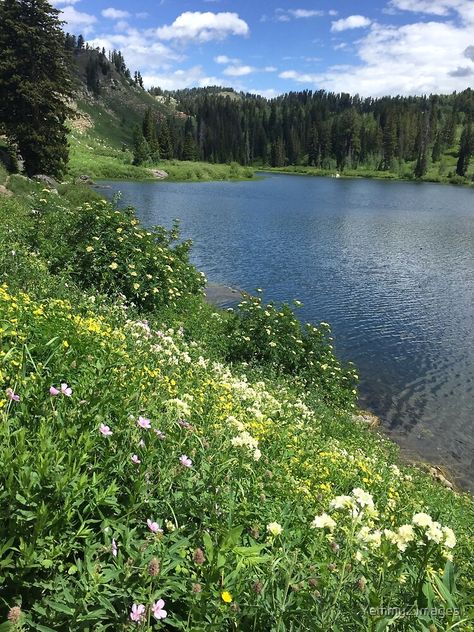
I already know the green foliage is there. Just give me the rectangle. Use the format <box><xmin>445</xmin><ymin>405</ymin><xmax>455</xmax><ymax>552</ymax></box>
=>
<box><xmin>0</xmin><ymin>187</ymin><xmax>473</xmax><ymax>631</ymax></box>
<box><xmin>225</xmin><ymin>293</ymin><xmax>358</xmax><ymax>409</ymax></box>
<box><xmin>0</xmin><ymin>0</ymin><xmax>73</xmax><ymax>177</ymax></box>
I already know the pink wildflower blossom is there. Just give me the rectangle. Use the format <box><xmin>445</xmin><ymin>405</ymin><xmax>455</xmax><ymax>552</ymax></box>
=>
<box><xmin>138</xmin><ymin>439</ymin><xmax>145</xmax><ymax>448</ymax></box>
<box><xmin>130</xmin><ymin>603</ymin><xmax>146</xmax><ymax>623</ymax></box>
<box><xmin>151</xmin><ymin>599</ymin><xmax>167</xmax><ymax>620</ymax></box>
<box><xmin>147</xmin><ymin>519</ymin><xmax>163</xmax><ymax>534</ymax></box>
<box><xmin>153</xmin><ymin>429</ymin><xmax>165</xmax><ymax>439</ymax></box>
<box><xmin>179</xmin><ymin>455</ymin><xmax>193</xmax><ymax>468</ymax></box>
<box><xmin>111</xmin><ymin>539</ymin><xmax>118</xmax><ymax>557</ymax></box>
<box><xmin>131</xmin><ymin>454</ymin><xmax>141</xmax><ymax>464</ymax></box>
<box><xmin>99</xmin><ymin>424</ymin><xmax>113</xmax><ymax>436</ymax></box>
<box><xmin>50</xmin><ymin>386</ymin><xmax>60</xmax><ymax>396</ymax></box>
<box><xmin>6</xmin><ymin>388</ymin><xmax>20</xmax><ymax>402</ymax></box>
<box><xmin>137</xmin><ymin>416</ymin><xmax>151</xmax><ymax>429</ymax></box>
<box><xmin>60</xmin><ymin>383</ymin><xmax>72</xmax><ymax>396</ymax></box>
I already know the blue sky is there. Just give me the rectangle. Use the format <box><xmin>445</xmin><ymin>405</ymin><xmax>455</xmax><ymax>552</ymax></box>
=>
<box><xmin>53</xmin><ymin>0</ymin><xmax>474</xmax><ymax>97</ymax></box>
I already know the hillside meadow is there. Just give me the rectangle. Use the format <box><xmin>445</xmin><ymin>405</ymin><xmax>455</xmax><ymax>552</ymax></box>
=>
<box><xmin>0</xmin><ymin>181</ymin><xmax>473</xmax><ymax>631</ymax></box>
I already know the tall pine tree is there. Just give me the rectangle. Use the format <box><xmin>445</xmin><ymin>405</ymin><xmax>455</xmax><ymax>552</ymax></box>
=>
<box><xmin>0</xmin><ymin>0</ymin><xmax>73</xmax><ymax>177</ymax></box>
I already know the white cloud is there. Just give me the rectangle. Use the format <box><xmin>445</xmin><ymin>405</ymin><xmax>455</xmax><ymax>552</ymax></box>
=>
<box><xmin>388</xmin><ymin>0</ymin><xmax>474</xmax><ymax>23</ymax></box>
<box><xmin>142</xmin><ymin>66</ymin><xmax>221</xmax><ymax>90</ymax></box>
<box><xmin>102</xmin><ymin>8</ymin><xmax>131</xmax><ymax>20</ymax></box>
<box><xmin>264</xmin><ymin>66</ymin><xmax>278</xmax><ymax>72</ymax></box>
<box><xmin>331</xmin><ymin>15</ymin><xmax>372</xmax><ymax>32</ymax></box>
<box><xmin>223</xmin><ymin>64</ymin><xmax>256</xmax><ymax>76</ymax></box>
<box><xmin>214</xmin><ymin>55</ymin><xmax>240</xmax><ymax>64</ymax></box>
<box><xmin>464</xmin><ymin>45</ymin><xmax>474</xmax><ymax>61</ymax></box>
<box><xmin>279</xmin><ymin>70</ymin><xmax>320</xmax><ymax>82</ymax></box>
<box><xmin>328</xmin><ymin>10</ymin><xmax>339</xmax><ymax>17</ymax></box>
<box><xmin>249</xmin><ymin>88</ymin><xmax>281</xmax><ymax>99</ymax></box>
<box><xmin>156</xmin><ymin>12</ymin><xmax>249</xmax><ymax>43</ymax></box>
<box><xmin>288</xmin><ymin>9</ymin><xmax>325</xmax><ymax>18</ymax></box>
<box><xmin>58</xmin><ymin>6</ymin><xmax>97</xmax><ymax>34</ymax></box>
<box><xmin>89</xmin><ymin>30</ymin><xmax>183</xmax><ymax>70</ymax></box>
<box><xmin>333</xmin><ymin>42</ymin><xmax>347</xmax><ymax>50</ymax></box>
<box><xmin>51</xmin><ymin>0</ymin><xmax>81</xmax><ymax>6</ymax></box>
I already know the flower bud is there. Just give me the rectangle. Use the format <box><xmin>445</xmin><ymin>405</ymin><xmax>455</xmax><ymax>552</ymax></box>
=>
<box><xmin>149</xmin><ymin>558</ymin><xmax>160</xmax><ymax>577</ymax></box>
<box><xmin>193</xmin><ymin>548</ymin><xmax>205</xmax><ymax>565</ymax></box>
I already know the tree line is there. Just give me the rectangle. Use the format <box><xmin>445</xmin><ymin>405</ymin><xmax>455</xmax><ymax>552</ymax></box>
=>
<box><xmin>146</xmin><ymin>87</ymin><xmax>473</xmax><ymax>178</ymax></box>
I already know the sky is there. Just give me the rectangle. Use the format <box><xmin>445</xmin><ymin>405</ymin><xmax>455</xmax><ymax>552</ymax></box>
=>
<box><xmin>52</xmin><ymin>0</ymin><xmax>474</xmax><ymax>98</ymax></box>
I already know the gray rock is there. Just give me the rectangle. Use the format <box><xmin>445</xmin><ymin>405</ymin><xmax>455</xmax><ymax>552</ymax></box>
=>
<box><xmin>75</xmin><ymin>174</ymin><xmax>95</xmax><ymax>185</ymax></box>
<box><xmin>33</xmin><ymin>174</ymin><xmax>58</xmax><ymax>188</ymax></box>
<box><xmin>0</xmin><ymin>185</ymin><xmax>13</xmax><ymax>197</ymax></box>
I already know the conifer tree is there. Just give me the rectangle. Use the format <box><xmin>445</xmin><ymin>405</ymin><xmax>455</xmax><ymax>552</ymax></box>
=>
<box><xmin>158</xmin><ymin>119</ymin><xmax>173</xmax><ymax>160</ymax></box>
<box><xmin>456</xmin><ymin>122</ymin><xmax>472</xmax><ymax>177</ymax></box>
<box><xmin>0</xmin><ymin>0</ymin><xmax>73</xmax><ymax>177</ymax></box>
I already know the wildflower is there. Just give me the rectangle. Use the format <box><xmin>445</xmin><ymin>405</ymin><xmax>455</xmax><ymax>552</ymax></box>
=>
<box><xmin>266</xmin><ymin>522</ymin><xmax>283</xmax><ymax>537</ymax></box>
<box><xmin>152</xmin><ymin>599</ymin><xmax>167</xmax><ymax>620</ymax></box>
<box><xmin>330</xmin><ymin>495</ymin><xmax>354</xmax><ymax>510</ymax></box>
<box><xmin>193</xmin><ymin>583</ymin><xmax>202</xmax><ymax>593</ymax></box>
<box><xmin>179</xmin><ymin>454</ymin><xmax>192</xmax><ymax>468</ymax></box>
<box><xmin>99</xmin><ymin>423</ymin><xmax>113</xmax><ymax>436</ymax></box>
<box><xmin>352</xmin><ymin>488</ymin><xmax>374</xmax><ymax>508</ymax></box>
<box><xmin>154</xmin><ymin>429</ymin><xmax>165</xmax><ymax>439</ymax></box>
<box><xmin>193</xmin><ymin>548</ymin><xmax>205</xmax><ymax>565</ymax></box>
<box><xmin>253</xmin><ymin>448</ymin><xmax>262</xmax><ymax>461</ymax></box>
<box><xmin>86</xmin><ymin>246</ymin><xmax>94</xmax><ymax>253</ymax></box>
<box><xmin>311</xmin><ymin>513</ymin><xmax>337</xmax><ymax>530</ymax></box>
<box><xmin>165</xmin><ymin>519</ymin><xmax>175</xmax><ymax>532</ymax></box>
<box><xmin>111</xmin><ymin>539</ymin><xmax>118</xmax><ymax>557</ymax></box>
<box><xmin>109</xmin><ymin>262</ymin><xmax>118</xmax><ymax>270</ymax></box>
<box><xmin>7</xmin><ymin>607</ymin><xmax>22</xmax><ymax>624</ymax></box>
<box><xmin>221</xmin><ymin>591</ymin><xmax>233</xmax><ymax>603</ymax></box>
<box><xmin>130</xmin><ymin>603</ymin><xmax>146</xmax><ymax>623</ymax></box>
<box><xmin>60</xmin><ymin>383</ymin><xmax>72</xmax><ymax>396</ymax></box>
<box><xmin>426</xmin><ymin>521</ymin><xmax>444</xmax><ymax>544</ymax></box>
<box><xmin>131</xmin><ymin>454</ymin><xmax>141</xmax><ymax>464</ymax></box>
<box><xmin>253</xmin><ymin>581</ymin><xmax>263</xmax><ymax>594</ymax></box>
<box><xmin>413</xmin><ymin>512</ymin><xmax>433</xmax><ymax>527</ymax></box>
<box><xmin>137</xmin><ymin>416</ymin><xmax>151</xmax><ymax>429</ymax></box>
<box><xmin>443</xmin><ymin>527</ymin><xmax>456</xmax><ymax>549</ymax></box>
<box><xmin>147</xmin><ymin>519</ymin><xmax>162</xmax><ymax>534</ymax></box>
<box><xmin>149</xmin><ymin>558</ymin><xmax>160</xmax><ymax>576</ymax></box>
<box><xmin>6</xmin><ymin>388</ymin><xmax>20</xmax><ymax>402</ymax></box>
<box><xmin>138</xmin><ymin>439</ymin><xmax>145</xmax><ymax>448</ymax></box>
<box><xmin>50</xmin><ymin>386</ymin><xmax>60</xmax><ymax>396</ymax></box>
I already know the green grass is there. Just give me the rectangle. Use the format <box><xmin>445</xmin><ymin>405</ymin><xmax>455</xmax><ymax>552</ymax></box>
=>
<box><xmin>0</xmin><ymin>183</ymin><xmax>473</xmax><ymax>631</ymax></box>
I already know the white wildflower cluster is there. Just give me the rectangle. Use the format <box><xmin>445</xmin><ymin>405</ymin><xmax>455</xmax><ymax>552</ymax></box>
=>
<box><xmin>384</xmin><ymin>513</ymin><xmax>455</xmax><ymax>554</ymax></box>
<box><xmin>230</xmin><ymin>430</ymin><xmax>261</xmax><ymax>461</ymax></box>
<box><xmin>164</xmin><ymin>396</ymin><xmax>192</xmax><ymax>418</ymax></box>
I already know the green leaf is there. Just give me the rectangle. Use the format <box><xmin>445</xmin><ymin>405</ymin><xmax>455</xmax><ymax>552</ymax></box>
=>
<box><xmin>44</xmin><ymin>600</ymin><xmax>75</xmax><ymax>616</ymax></box>
<box><xmin>202</xmin><ymin>531</ymin><xmax>214</xmax><ymax>564</ymax></box>
<box><xmin>432</xmin><ymin>574</ymin><xmax>456</xmax><ymax>610</ymax></box>
<box><xmin>443</xmin><ymin>560</ymin><xmax>455</xmax><ymax>593</ymax></box>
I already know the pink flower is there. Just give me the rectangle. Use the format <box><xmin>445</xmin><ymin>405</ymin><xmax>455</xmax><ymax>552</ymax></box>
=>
<box><xmin>138</xmin><ymin>439</ymin><xmax>145</xmax><ymax>448</ymax></box>
<box><xmin>151</xmin><ymin>599</ymin><xmax>167</xmax><ymax>620</ymax></box>
<box><xmin>179</xmin><ymin>455</ymin><xmax>192</xmax><ymax>468</ymax></box>
<box><xmin>99</xmin><ymin>423</ymin><xmax>113</xmax><ymax>436</ymax></box>
<box><xmin>50</xmin><ymin>384</ymin><xmax>72</xmax><ymax>397</ymax></box>
<box><xmin>131</xmin><ymin>454</ymin><xmax>141</xmax><ymax>464</ymax></box>
<box><xmin>137</xmin><ymin>416</ymin><xmax>151</xmax><ymax>429</ymax></box>
<box><xmin>147</xmin><ymin>519</ymin><xmax>163</xmax><ymax>534</ymax></box>
<box><xmin>6</xmin><ymin>388</ymin><xmax>20</xmax><ymax>402</ymax></box>
<box><xmin>111</xmin><ymin>539</ymin><xmax>118</xmax><ymax>557</ymax></box>
<box><xmin>153</xmin><ymin>429</ymin><xmax>165</xmax><ymax>439</ymax></box>
<box><xmin>61</xmin><ymin>383</ymin><xmax>72</xmax><ymax>397</ymax></box>
<box><xmin>130</xmin><ymin>603</ymin><xmax>146</xmax><ymax>623</ymax></box>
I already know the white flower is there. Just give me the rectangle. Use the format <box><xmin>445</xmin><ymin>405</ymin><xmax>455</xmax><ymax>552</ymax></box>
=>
<box><xmin>426</xmin><ymin>522</ymin><xmax>444</xmax><ymax>544</ymax></box>
<box><xmin>253</xmin><ymin>448</ymin><xmax>262</xmax><ymax>461</ymax></box>
<box><xmin>357</xmin><ymin>527</ymin><xmax>382</xmax><ymax>549</ymax></box>
<box><xmin>390</xmin><ymin>464</ymin><xmax>401</xmax><ymax>476</ymax></box>
<box><xmin>267</xmin><ymin>522</ymin><xmax>283</xmax><ymax>537</ymax></box>
<box><xmin>311</xmin><ymin>513</ymin><xmax>337</xmax><ymax>530</ymax></box>
<box><xmin>412</xmin><ymin>512</ymin><xmax>433</xmax><ymax>528</ymax></box>
<box><xmin>330</xmin><ymin>495</ymin><xmax>354</xmax><ymax>510</ymax></box>
<box><xmin>352</xmin><ymin>488</ymin><xmax>374</xmax><ymax>508</ymax></box>
<box><xmin>443</xmin><ymin>527</ymin><xmax>456</xmax><ymax>549</ymax></box>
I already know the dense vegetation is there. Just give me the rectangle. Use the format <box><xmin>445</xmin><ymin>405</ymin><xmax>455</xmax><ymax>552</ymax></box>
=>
<box><xmin>0</xmin><ymin>181</ymin><xmax>473</xmax><ymax>631</ymax></box>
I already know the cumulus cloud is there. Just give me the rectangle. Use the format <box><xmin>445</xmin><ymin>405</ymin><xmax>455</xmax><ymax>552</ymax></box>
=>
<box><xmin>288</xmin><ymin>9</ymin><xmax>325</xmax><ymax>18</ymax></box>
<box><xmin>141</xmin><ymin>66</ymin><xmax>221</xmax><ymax>90</ymax></box>
<box><xmin>156</xmin><ymin>12</ymin><xmax>249</xmax><ymax>43</ymax></box>
<box><xmin>463</xmin><ymin>45</ymin><xmax>474</xmax><ymax>61</ymax></box>
<box><xmin>331</xmin><ymin>15</ymin><xmax>371</xmax><ymax>32</ymax></box>
<box><xmin>102</xmin><ymin>8</ymin><xmax>131</xmax><ymax>20</ymax></box>
<box><xmin>214</xmin><ymin>55</ymin><xmax>240</xmax><ymax>64</ymax></box>
<box><xmin>388</xmin><ymin>0</ymin><xmax>474</xmax><ymax>22</ymax></box>
<box><xmin>279</xmin><ymin>70</ymin><xmax>320</xmax><ymax>82</ymax></box>
<box><xmin>51</xmin><ymin>0</ymin><xmax>81</xmax><ymax>6</ymax></box>
<box><xmin>58</xmin><ymin>5</ymin><xmax>97</xmax><ymax>34</ymax></box>
<box><xmin>449</xmin><ymin>66</ymin><xmax>473</xmax><ymax>76</ymax></box>
<box><xmin>223</xmin><ymin>65</ymin><xmax>256</xmax><ymax>76</ymax></box>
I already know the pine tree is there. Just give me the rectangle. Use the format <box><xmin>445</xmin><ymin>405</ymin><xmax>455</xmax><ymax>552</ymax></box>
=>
<box><xmin>158</xmin><ymin>119</ymin><xmax>173</xmax><ymax>160</ymax></box>
<box><xmin>456</xmin><ymin>123</ymin><xmax>472</xmax><ymax>177</ymax></box>
<box><xmin>0</xmin><ymin>0</ymin><xmax>74</xmax><ymax>177</ymax></box>
<box><xmin>142</xmin><ymin>107</ymin><xmax>159</xmax><ymax>154</ymax></box>
<box><xmin>132</xmin><ymin>126</ymin><xmax>150</xmax><ymax>166</ymax></box>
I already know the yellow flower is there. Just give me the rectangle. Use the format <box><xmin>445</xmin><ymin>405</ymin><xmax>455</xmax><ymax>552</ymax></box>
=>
<box><xmin>109</xmin><ymin>262</ymin><xmax>118</xmax><ymax>270</ymax></box>
<box><xmin>86</xmin><ymin>246</ymin><xmax>94</xmax><ymax>253</ymax></box>
<box><xmin>133</xmin><ymin>283</ymin><xmax>140</xmax><ymax>290</ymax></box>
<box><xmin>221</xmin><ymin>591</ymin><xmax>233</xmax><ymax>603</ymax></box>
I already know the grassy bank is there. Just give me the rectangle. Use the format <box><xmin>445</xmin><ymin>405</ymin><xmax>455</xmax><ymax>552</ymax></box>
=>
<box><xmin>0</xmin><ymin>180</ymin><xmax>473</xmax><ymax>631</ymax></box>
<box><xmin>263</xmin><ymin>164</ymin><xmax>473</xmax><ymax>186</ymax></box>
<box><xmin>68</xmin><ymin>132</ymin><xmax>255</xmax><ymax>182</ymax></box>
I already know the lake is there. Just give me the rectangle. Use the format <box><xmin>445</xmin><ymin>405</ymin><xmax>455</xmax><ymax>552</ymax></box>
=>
<box><xmin>98</xmin><ymin>174</ymin><xmax>474</xmax><ymax>491</ymax></box>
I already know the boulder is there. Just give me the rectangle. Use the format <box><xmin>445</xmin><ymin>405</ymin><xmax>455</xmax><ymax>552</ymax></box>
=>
<box><xmin>149</xmin><ymin>169</ymin><xmax>169</xmax><ymax>180</ymax></box>
<box><xmin>0</xmin><ymin>185</ymin><xmax>13</xmax><ymax>197</ymax></box>
<box><xmin>33</xmin><ymin>174</ymin><xmax>58</xmax><ymax>188</ymax></box>
<box><xmin>75</xmin><ymin>174</ymin><xmax>95</xmax><ymax>185</ymax></box>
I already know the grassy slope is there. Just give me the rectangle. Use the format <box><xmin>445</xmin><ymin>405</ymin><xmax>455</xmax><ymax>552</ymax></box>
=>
<box><xmin>0</xmin><ymin>181</ymin><xmax>473</xmax><ymax>630</ymax></box>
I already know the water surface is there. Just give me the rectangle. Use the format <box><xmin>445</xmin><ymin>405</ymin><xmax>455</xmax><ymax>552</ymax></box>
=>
<box><xmin>99</xmin><ymin>174</ymin><xmax>474</xmax><ymax>490</ymax></box>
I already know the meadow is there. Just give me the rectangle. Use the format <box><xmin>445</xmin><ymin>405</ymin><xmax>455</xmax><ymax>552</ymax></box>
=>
<box><xmin>0</xmin><ymin>180</ymin><xmax>473</xmax><ymax>631</ymax></box>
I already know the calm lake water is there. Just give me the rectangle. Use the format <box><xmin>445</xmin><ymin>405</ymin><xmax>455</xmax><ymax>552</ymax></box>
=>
<box><xmin>99</xmin><ymin>174</ymin><xmax>474</xmax><ymax>491</ymax></box>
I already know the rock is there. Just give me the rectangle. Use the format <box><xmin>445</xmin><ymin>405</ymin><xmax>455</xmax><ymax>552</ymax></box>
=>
<box><xmin>75</xmin><ymin>174</ymin><xmax>95</xmax><ymax>185</ymax></box>
<box><xmin>352</xmin><ymin>411</ymin><xmax>380</xmax><ymax>428</ymax></box>
<box><xmin>429</xmin><ymin>466</ymin><xmax>455</xmax><ymax>490</ymax></box>
<box><xmin>0</xmin><ymin>185</ymin><xmax>13</xmax><ymax>197</ymax></box>
<box><xmin>33</xmin><ymin>174</ymin><xmax>58</xmax><ymax>188</ymax></box>
<box><xmin>149</xmin><ymin>169</ymin><xmax>169</xmax><ymax>180</ymax></box>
